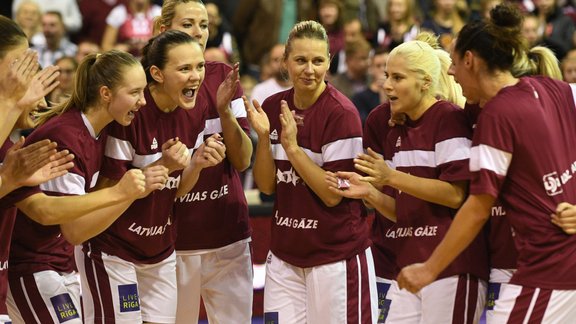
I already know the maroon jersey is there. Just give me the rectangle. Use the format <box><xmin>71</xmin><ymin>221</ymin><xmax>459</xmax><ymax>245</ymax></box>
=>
<box><xmin>470</xmin><ymin>77</ymin><xmax>576</xmax><ymax>289</ymax></box>
<box><xmin>385</xmin><ymin>100</ymin><xmax>488</xmax><ymax>281</ymax></box>
<box><xmin>0</xmin><ymin>140</ymin><xmax>17</xmax><ymax>315</ymax></box>
<box><xmin>9</xmin><ymin>109</ymin><xmax>106</xmax><ymax>279</ymax></box>
<box><xmin>88</xmin><ymin>88</ymin><xmax>208</xmax><ymax>263</ymax></box>
<box><xmin>264</xmin><ymin>84</ymin><xmax>370</xmax><ymax>268</ymax></box>
<box><xmin>465</xmin><ymin>102</ymin><xmax>518</xmax><ymax>270</ymax></box>
<box><xmin>173</xmin><ymin>61</ymin><xmax>251</xmax><ymax>250</ymax></box>
<box><xmin>363</xmin><ymin>103</ymin><xmax>399</xmax><ymax>280</ymax></box>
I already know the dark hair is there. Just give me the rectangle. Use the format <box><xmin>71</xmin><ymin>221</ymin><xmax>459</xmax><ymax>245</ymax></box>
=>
<box><xmin>0</xmin><ymin>15</ymin><xmax>27</xmax><ymax>60</ymax></box>
<box><xmin>36</xmin><ymin>50</ymin><xmax>141</xmax><ymax>125</ymax></box>
<box><xmin>141</xmin><ymin>29</ymin><xmax>201</xmax><ymax>84</ymax></box>
<box><xmin>454</xmin><ymin>3</ymin><xmax>525</xmax><ymax>72</ymax></box>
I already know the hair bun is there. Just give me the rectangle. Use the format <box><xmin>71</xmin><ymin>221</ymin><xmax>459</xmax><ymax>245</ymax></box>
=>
<box><xmin>490</xmin><ymin>3</ymin><xmax>523</xmax><ymax>29</ymax></box>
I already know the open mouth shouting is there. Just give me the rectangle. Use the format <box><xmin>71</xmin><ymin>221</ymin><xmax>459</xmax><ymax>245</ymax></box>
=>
<box><xmin>181</xmin><ymin>85</ymin><xmax>200</xmax><ymax>109</ymax></box>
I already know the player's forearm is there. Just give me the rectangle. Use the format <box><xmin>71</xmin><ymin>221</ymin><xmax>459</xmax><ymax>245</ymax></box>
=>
<box><xmin>16</xmin><ymin>185</ymin><xmax>131</xmax><ymax>225</ymax></box>
<box><xmin>0</xmin><ymin>172</ymin><xmax>19</xmax><ymax>199</ymax></box>
<box><xmin>176</xmin><ymin>163</ymin><xmax>202</xmax><ymax>197</ymax></box>
<box><xmin>284</xmin><ymin>146</ymin><xmax>342</xmax><ymax>207</ymax></box>
<box><xmin>425</xmin><ymin>194</ymin><xmax>492</xmax><ymax>276</ymax></box>
<box><xmin>253</xmin><ymin>137</ymin><xmax>276</xmax><ymax>194</ymax></box>
<box><xmin>364</xmin><ymin>186</ymin><xmax>397</xmax><ymax>222</ymax></box>
<box><xmin>388</xmin><ymin>171</ymin><xmax>468</xmax><ymax>209</ymax></box>
<box><xmin>60</xmin><ymin>199</ymin><xmax>134</xmax><ymax>245</ymax></box>
<box><xmin>0</xmin><ymin>103</ymin><xmax>21</xmax><ymax>146</ymax></box>
<box><xmin>219</xmin><ymin>111</ymin><xmax>252</xmax><ymax>171</ymax></box>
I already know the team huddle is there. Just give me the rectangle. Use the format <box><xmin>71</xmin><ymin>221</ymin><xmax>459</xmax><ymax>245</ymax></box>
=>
<box><xmin>0</xmin><ymin>1</ymin><xmax>576</xmax><ymax>324</ymax></box>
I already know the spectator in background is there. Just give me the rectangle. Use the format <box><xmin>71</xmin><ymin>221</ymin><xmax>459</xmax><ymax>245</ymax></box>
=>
<box><xmin>205</xmin><ymin>2</ymin><xmax>240</xmax><ymax>64</ymax></box>
<box><xmin>75</xmin><ymin>40</ymin><xmax>100</xmax><ymax>63</ymax></box>
<box><xmin>101</xmin><ymin>0</ymin><xmax>161</xmax><ymax>56</ymax></box>
<box><xmin>562</xmin><ymin>49</ymin><xmax>576</xmax><ymax>82</ymax></box>
<box><xmin>340</xmin><ymin>0</ymin><xmax>382</xmax><ymax>42</ymax></box>
<box><xmin>251</xmin><ymin>44</ymin><xmax>292</xmax><ymax>107</ymax></box>
<box><xmin>330</xmin><ymin>37</ymin><xmax>371</xmax><ymax>99</ymax></box>
<box><xmin>318</xmin><ymin>0</ymin><xmax>345</xmax><ymax>75</ymax></box>
<box><xmin>13</xmin><ymin>0</ymin><xmax>44</xmax><ymax>46</ymax></box>
<box><xmin>478</xmin><ymin>0</ymin><xmax>502</xmax><ymax>20</ymax></box>
<box><xmin>331</xmin><ymin>18</ymin><xmax>367</xmax><ymax>75</ymax></box>
<box><xmin>352</xmin><ymin>48</ymin><xmax>388</xmax><ymax>124</ymax></box>
<box><xmin>522</xmin><ymin>14</ymin><xmax>543</xmax><ymax>47</ymax></box>
<box><xmin>233</xmin><ymin>0</ymin><xmax>317</xmax><ymax>78</ymax></box>
<box><xmin>33</xmin><ymin>11</ymin><xmax>77</xmax><ymax>68</ymax></box>
<box><xmin>421</xmin><ymin>0</ymin><xmax>468</xmax><ymax>50</ymax></box>
<box><xmin>240</xmin><ymin>74</ymin><xmax>258</xmax><ymax>100</ymax></box>
<box><xmin>374</xmin><ymin>0</ymin><xmax>420</xmax><ymax>51</ymax></box>
<box><xmin>78</xmin><ymin>0</ymin><xmax>120</xmax><ymax>45</ymax></box>
<box><xmin>12</xmin><ymin>0</ymin><xmax>82</xmax><ymax>33</ymax></box>
<box><xmin>47</xmin><ymin>56</ymin><xmax>77</xmax><ymax>105</ymax></box>
<box><xmin>531</xmin><ymin>0</ymin><xmax>575</xmax><ymax>60</ymax></box>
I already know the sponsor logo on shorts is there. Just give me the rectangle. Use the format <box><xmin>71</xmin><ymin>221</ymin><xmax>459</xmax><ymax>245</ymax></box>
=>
<box><xmin>50</xmin><ymin>293</ymin><xmax>79</xmax><ymax>323</ymax></box>
<box><xmin>487</xmin><ymin>282</ymin><xmax>501</xmax><ymax>310</ymax></box>
<box><xmin>118</xmin><ymin>284</ymin><xmax>140</xmax><ymax>312</ymax></box>
<box><xmin>376</xmin><ymin>282</ymin><xmax>392</xmax><ymax>324</ymax></box>
<box><xmin>264</xmin><ymin>312</ymin><xmax>279</xmax><ymax>324</ymax></box>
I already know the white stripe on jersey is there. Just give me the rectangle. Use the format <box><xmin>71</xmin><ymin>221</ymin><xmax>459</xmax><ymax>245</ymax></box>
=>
<box><xmin>272</xmin><ymin>144</ymin><xmax>322</xmax><ymax>165</ymax></box>
<box><xmin>200</xmin><ymin>97</ymin><xmax>245</xmax><ymax>141</ymax></box>
<box><xmin>391</xmin><ymin>137</ymin><xmax>470</xmax><ymax>169</ymax></box>
<box><xmin>204</xmin><ymin>118</ymin><xmax>222</xmax><ymax>136</ymax></box>
<box><xmin>192</xmin><ymin>129</ymin><xmax>205</xmax><ymax>150</ymax></box>
<box><xmin>323</xmin><ymin>137</ymin><xmax>363</xmax><ymax>163</ymax></box>
<box><xmin>470</xmin><ymin>144</ymin><xmax>511</xmax><ymax>176</ymax></box>
<box><xmin>105</xmin><ymin>135</ymin><xmax>164</xmax><ymax>168</ymax></box>
<box><xmin>105</xmin><ymin>136</ymin><xmax>135</xmax><ymax>161</ymax></box>
<box><xmin>133</xmin><ymin>152</ymin><xmax>163</xmax><ymax>168</ymax></box>
<box><xmin>272</xmin><ymin>137</ymin><xmax>363</xmax><ymax>165</ymax></box>
<box><xmin>40</xmin><ymin>172</ymin><xmax>86</xmax><ymax>195</ymax></box>
<box><xmin>393</xmin><ymin>150</ymin><xmax>435</xmax><ymax>168</ymax></box>
<box><xmin>231</xmin><ymin>97</ymin><xmax>247</xmax><ymax>118</ymax></box>
<box><xmin>435</xmin><ymin>137</ymin><xmax>472</xmax><ymax>165</ymax></box>
<box><xmin>570</xmin><ymin>84</ymin><xmax>576</xmax><ymax>108</ymax></box>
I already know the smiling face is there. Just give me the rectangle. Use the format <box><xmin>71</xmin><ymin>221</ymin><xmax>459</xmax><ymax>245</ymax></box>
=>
<box><xmin>383</xmin><ymin>54</ymin><xmax>428</xmax><ymax>117</ymax></box>
<box><xmin>284</xmin><ymin>38</ymin><xmax>329</xmax><ymax>95</ymax></box>
<box><xmin>166</xmin><ymin>2</ymin><xmax>209</xmax><ymax>51</ymax></box>
<box><xmin>107</xmin><ymin>64</ymin><xmax>147</xmax><ymax>126</ymax></box>
<box><xmin>17</xmin><ymin>95</ymin><xmax>47</xmax><ymax>130</ymax></box>
<box><xmin>154</xmin><ymin>42</ymin><xmax>205</xmax><ymax>110</ymax></box>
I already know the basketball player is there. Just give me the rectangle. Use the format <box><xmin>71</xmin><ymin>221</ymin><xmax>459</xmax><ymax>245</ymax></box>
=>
<box><xmin>245</xmin><ymin>20</ymin><xmax>378</xmax><ymax>324</ymax></box>
<box><xmin>398</xmin><ymin>4</ymin><xmax>576</xmax><ymax>323</ymax></box>
<box><xmin>155</xmin><ymin>2</ymin><xmax>255</xmax><ymax>322</ymax></box>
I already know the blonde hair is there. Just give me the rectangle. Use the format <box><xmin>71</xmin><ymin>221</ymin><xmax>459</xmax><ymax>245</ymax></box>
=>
<box><xmin>155</xmin><ymin>0</ymin><xmax>205</xmax><ymax>34</ymax></box>
<box><xmin>513</xmin><ymin>46</ymin><xmax>562</xmax><ymax>80</ymax></box>
<box><xmin>390</xmin><ymin>32</ymin><xmax>465</xmax><ymax>106</ymax></box>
